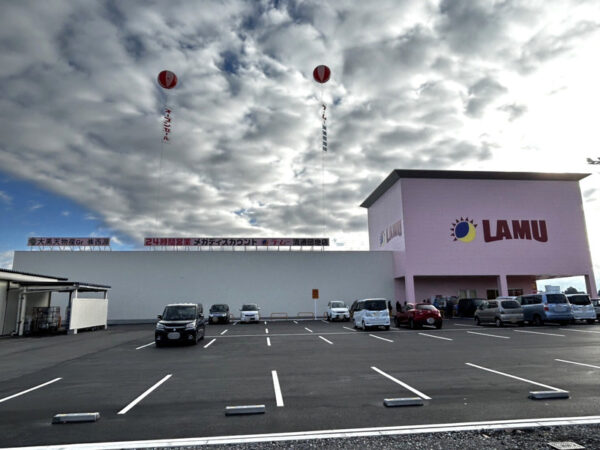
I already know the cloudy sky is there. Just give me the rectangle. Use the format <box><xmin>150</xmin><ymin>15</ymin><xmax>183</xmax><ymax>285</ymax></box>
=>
<box><xmin>1</xmin><ymin>0</ymin><xmax>600</xmax><ymax>289</ymax></box>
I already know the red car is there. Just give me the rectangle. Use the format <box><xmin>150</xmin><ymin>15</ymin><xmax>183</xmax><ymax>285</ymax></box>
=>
<box><xmin>395</xmin><ymin>303</ymin><xmax>443</xmax><ymax>329</ymax></box>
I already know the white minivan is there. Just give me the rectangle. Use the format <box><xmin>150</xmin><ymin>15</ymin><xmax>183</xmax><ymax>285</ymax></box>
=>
<box><xmin>352</xmin><ymin>298</ymin><xmax>390</xmax><ymax>331</ymax></box>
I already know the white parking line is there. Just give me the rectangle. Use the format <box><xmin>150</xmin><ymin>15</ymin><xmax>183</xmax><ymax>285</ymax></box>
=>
<box><xmin>136</xmin><ymin>342</ymin><xmax>155</xmax><ymax>350</ymax></box>
<box><xmin>560</xmin><ymin>328</ymin><xmax>600</xmax><ymax>334</ymax></box>
<box><xmin>343</xmin><ymin>326</ymin><xmax>357</xmax><ymax>332</ymax></box>
<box><xmin>271</xmin><ymin>370</ymin><xmax>284</xmax><ymax>407</ymax></box>
<box><xmin>514</xmin><ymin>330</ymin><xmax>565</xmax><ymax>337</ymax></box>
<box><xmin>204</xmin><ymin>338</ymin><xmax>216</xmax><ymax>348</ymax></box>
<box><xmin>266</xmin><ymin>337</ymin><xmax>271</xmax><ymax>347</ymax></box>
<box><xmin>0</xmin><ymin>378</ymin><xmax>62</xmax><ymax>404</ymax></box>
<box><xmin>454</xmin><ymin>323</ymin><xmax>474</xmax><ymax>327</ymax></box>
<box><xmin>264</xmin><ymin>321</ymin><xmax>267</xmax><ymax>325</ymax></box>
<box><xmin>419</xmin><ymin>333</ymin><xmax>453</xmax><ymax>341</ymax></box>
<box><xmin>555</xmin><ymin>359</ymin><xmax>600</xmax><ymax>370</ymax></box>
<box><xmin>265</xmin><ymin>328</ymin><xmax>269</xmax><ymax>334</ymax></box>
<box><xmin>318</xmin><ymin>336</ymin><xmax>333</xmax><ymax>345</ymax></box>
<box><xmin>321</xmin><ymin>320</ymin><xmax>329</xmax><ymax>324</ymax></box>
<box><xmin>30</xmin><ymin>415</ymin><xmax>600</xmax><ymax>449</ymax></box>
<box><xmin>304</xmin><ymin>327</ymin><xmax>313</xmax><ymax>333</ymax></box>
<box><xmin>466</xmin><ymin>363</ymin><xmax>566</xmax><ymax>392</ymax></box>
<box><xmin>467</xmin><ymin>331</ymin><xmax>510</xmax><ymax>339</ymax></box>
<box><xmin>233</xmin><ymin>321</ymin><xmax>238</xmax><ymax>325</ymax></box>
<box><xmin>293</xmin><ymin>320</ymin><xmax>298</xmax><ymax>324</ymax></box>
<box><xmin>369</xmin><ymin>334</ymin><xmax>394</xmax><ymax>343</ymax></box>
<box><xmin>371</xmin><ymin>367</ymin><xmax>431</xmax><ymax>400</ymax></box>
<box><xmin>118</xmin><ymin>374</ymin><xmax>172</xmax><ymax>414</ymax></box>
<box><xmin>220</xmin><ymin>329</ymin><xmax>228</xmax><ymax>335</ymax></box>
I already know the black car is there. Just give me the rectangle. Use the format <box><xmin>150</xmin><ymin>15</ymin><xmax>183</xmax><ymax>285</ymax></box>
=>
<box><xmin>209</xmin><ymin>304</ymin><xmax>230</xmax><ymax>324</ymax></box>
<box><xmin>155</xmin><ymin>303</ymin><xmax>205</xmax><ymax>346</ymax></box>
<box><xmin>457</xmin><ymin>298</ymin><xmax>486</xmax><ymax>317</ymax></box>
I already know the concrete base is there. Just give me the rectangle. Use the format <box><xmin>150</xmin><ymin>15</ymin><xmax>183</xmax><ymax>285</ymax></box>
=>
<box><xmin>225</xmin><ymin>405</ymin><xmax>266</xmax><ymax>416</ymax></box>
<box><xmin>383</xmin><ymin>397</ymin><xmax>424</xmax><ymax>407</ymax></box>
<box><xmin>52</xmin><ymin>412</ymin><xmax>100</xmax><ymax>424</ymax></box>
<box><xmin>528</xmin><ymin>390</ymin><xmax>570</xmax><ymax>400</ymax></box>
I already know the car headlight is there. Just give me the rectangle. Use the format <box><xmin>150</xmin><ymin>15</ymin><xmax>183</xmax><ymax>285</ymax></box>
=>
<box><xmin>156</xmin><ymin>323</ymin><xmax>165</xmax><ymax>330</ymax></box>
<box><xmin>185</xmin><ymin>321</ymin><xmax>196</xmax><ymax>330</ymax></box>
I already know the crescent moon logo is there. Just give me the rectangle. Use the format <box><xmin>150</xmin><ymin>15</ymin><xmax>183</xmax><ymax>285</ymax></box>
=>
<box><xmin>450</xmin><ymin>218</ymin><xmax>477</xmax><ymax>243</ymax></box>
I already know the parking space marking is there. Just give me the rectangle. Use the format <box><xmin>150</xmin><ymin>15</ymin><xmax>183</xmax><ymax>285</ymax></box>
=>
<box><xmin>271</xmin><ymin>370</ymin><xmax>284</xmax><ymax>407</ymax></box>
<box><xmin>220</xmin><ymin>329</ymin><xmax>228</xmax><ymax>335</ymax></box>
<box><xmin>265</xmin><ymin>328</ymin><xmax>269</xmax><ymax>334</ymax></box>
<box><xmin>264</xmin><ymin>321</ymin><xmax>267</xmax><ymax>325</ymax></box>
<box><xmin>467</xmin><ymin>331</ymin><xmax>510</xmax><ymax>339</ymax></box>
<box><xmin>266</xmin><ymin>337</ymin><xmax>271</xmax><ymax>347</ymax></box>
<box><xmin>293</xmin><ymin>320</ymin><xmax>298</xmax><ymax>324</ymax></box>
<box><xmin>555</xmin><ymin>359</ymin><xmax>600</xmax><ymax>370</ymax></box>
<box><xmin>343</xmin><ymin>326</ymin><xmax>357</xmax><ymax>332</ymax></box>
<box><xmin>204</xmin><ymin>338</ymin><xmax>216</xmax><ymax>348</ymax></box>
<box><xmin>135</xmin><ymin>342</ymin><xmax>155</xmax><ymax>350</ymax></box>
<box><xmin>304</xmin><ymin>327</ymin><xmax>313</xmax><ymax>333</ymax></box>
<box><xmin>419</xmin><ymin>333</ymin><xmax>453</xmax><ymax>341</ymax></box>
<box><xmin>454</xmin><ymin>323</ymin><xmax>474</xmax><ymax>327</ymax></box>
<box><xmin>233</xmin><ymin>321</ymin><xmax>238</xmax><ymax>325</ymax></box>
<box><xmin>560</xmin><ymin>328</ymin><xmax>600</xmax><ymax>334</ymax></box>
<box><xmin>0</xmin><ymin>378</ymin><xmax>62</xmax><ymax>404</ymax></box>
<box><xmin>321</xmin><ymin>320</ymin><xmax>329</xmax><ymax>324</ymax></box>
<box><xmin>514</xmin><ymin>330</ymin><xmax>565</xmax><ymax>337</ymax></box>
<box><xmin>118</xmin><ymin>374</ymin><xmax>172</xmax><ymax>415</ymax></box>
<box><xmin>371</xmin><ymin>367</ymin><xmax>431</xmax><ymax>400</ymax></box>
<box><xmin>466</xmin><ymin>363</ymin><xmax>566</xmax><ymax>392</ymax></box>
<box><xmin>318</xmin><ymin>336</ymin><xmax>333</xmax><ymax>345</ymax></box>
<box><xmin>369</xmin><ymin>334</ymin><xmax>394</xmax><ymax>343</ymax></box>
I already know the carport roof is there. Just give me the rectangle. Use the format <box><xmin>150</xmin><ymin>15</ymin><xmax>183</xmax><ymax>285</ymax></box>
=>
<box><xmin>18</xmin><ymin>281</ymin><xmax>111</xmax><ymax>292</ymax></box>
<box><xmin>0</xmin><ymin>267</ymin><xmax>68</xmax><ymax>282</ymax></box>
<box><xmin>360</xmin><ymin>169</ymin><xmax>590</xmax><ymax>208</ymax></box>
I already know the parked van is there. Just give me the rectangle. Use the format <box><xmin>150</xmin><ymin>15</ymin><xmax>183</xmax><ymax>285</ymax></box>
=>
<box><xmin>352</xmin><ymin>298</ymin><xmax>390</xmax><ymax>331</ymax></box>
<box><xmin>474</xmin><ymin>298</ymin><xmax>524</xmax><ymax>327</ymax></box>
<box><xmin>457</xmin><ymin>298</ymin><xmax>486</xmax><ymax>317</ymax></box>
<box><xmin>566</xmin><ymin>294</ymin><xmax>596</xmax><ymax>324</ymax></box>
<box><xmin>517</xmin><ymin>293</ymin><xmax>572</xmax><ymax>325</ymax></box>
<box><xmin>155</xmin><ymin>303</ymin><xmax>206</xmax><ymax>346</ymax></box>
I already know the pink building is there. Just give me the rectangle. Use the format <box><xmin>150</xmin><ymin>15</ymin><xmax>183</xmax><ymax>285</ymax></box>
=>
<box><xmin>362</xmin><ymin>170</ymin><xmax>596</xmax><ymax>303</ymax></box>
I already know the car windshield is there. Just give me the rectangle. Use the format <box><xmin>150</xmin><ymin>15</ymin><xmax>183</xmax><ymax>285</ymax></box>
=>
<box><xmin>363</xmin><ymin>300</ymin><xmax>386</xmax><ymax>310</ymax></box>
<box><xmin>569</xmin><ymin>295</ymin><xmax>591</xmax><ymax>305</ymax></box>
<box><xmin>416</xmin><ymin>304</ymin><xmax>436</xmax><ymax>311</ymax></box>
<box><xmin>210</xmin><ymin>304</ymin><xmax>228</xmax><ymax>312</ymax></box>
<box><xmin>331</xmin><ymin>302</ymin><xmax>346</xmax><ymax>308</ymax></box>
<box><xmin>242</xmin><ymin>304</ymin><xmax>258</xmax><ymax>311</ymax></box>
<box><xmin>501</xmin><ymin>300</ymin><xmax>520</xmax><ymax>309</ymax></box>
<box><xmin>162</xmin><ymin>305</ymin><xmax>196</xmax><ymax>321</ymax></box>
<box><xmin>546</xmin><ymin>294</ymin><xmax>568</xmax><ymax>304</ymax></box>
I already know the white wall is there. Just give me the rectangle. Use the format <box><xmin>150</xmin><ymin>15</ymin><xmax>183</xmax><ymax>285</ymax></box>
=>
<box><xmin>13</xmin><ymin>251</ymin><xmax>394</xmax><ymax>322</ymax></box>
<box><xmin>0</xmin><ymin>281</ymin><xmax>7</xmax><ymax>335</ymax></box>
<box><xmin>70</xmin><ymin>297</ymin><xmax>108</xmax><ymax>332</ymax></box>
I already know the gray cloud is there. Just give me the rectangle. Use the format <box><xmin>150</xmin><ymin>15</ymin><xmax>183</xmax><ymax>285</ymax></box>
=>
<box><xmin>0</xmin><ymin>0</ymin><xmax>597</xmax><ymax>249</ymax></box>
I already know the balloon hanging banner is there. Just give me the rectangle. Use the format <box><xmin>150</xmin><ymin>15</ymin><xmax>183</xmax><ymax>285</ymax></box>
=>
<box><xmin>157</xmin><ymin>70</ymin><xmax>178</xmax><ymax>142</ymax></box>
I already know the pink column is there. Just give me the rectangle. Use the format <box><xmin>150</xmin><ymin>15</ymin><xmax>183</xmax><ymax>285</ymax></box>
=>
<box><xmin>585</xmin><ymin>274</ymin><xmax>598</xmax><ymax>298</ymax></box>
<box><xmin>405</xmin><ymin>275</ymin><xmax>415</xmax><ymax>303</ymax></box>
<box><xmin>497</xmin><ymin>275</ymin><xmax>508</xmax><ymax>297</ymax></box>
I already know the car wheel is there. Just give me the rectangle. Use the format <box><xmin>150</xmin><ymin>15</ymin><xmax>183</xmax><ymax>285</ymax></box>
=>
<box><xmin>191</xmin><ymin>334</ymin><xmax>198</xmax><ymax>345</ymax></box>
<box><xmin>495</xmin><ymin>318</ymin><xmax>503</xmax><ymax>328</ymax></box>
<box><xmin>435</xmin><ymin>321</ymin><xmax>443</xmax><ymax>329</ymax></box>
<box><xmin>409</xmin><ymin>318</ymin><xmax>415</xmax><ymax>330</ymax></box>
<box><xmin>362</xmin><ymin>320</ymin><xmax>367</xmax><ymax>331</ymax></box>
<box><xmin>518</xmin><ymin>321</ymin><xmax>525</xmax><ymax>327</ymax></box>
<box><xmin>475</xmin><ymin>316</ymin><xmax>481</xmax><ymax>326</ymax></box>
<box><xmin>533</xmin><ymin>315</ymin><xmax>543</xmax><ymax>326</ymax></box>
<box><xmin>155</xmin><ymin>340</ymin><xmax>163</xmax><ymax>348</ymax></box>
<box><xmin>587</xmin><ymin>319</ymin><xmax>595</xmax><ymax>325</ymax></box>
<box><xmin>384</xmin><ymin>325</ymin><xmax>390</xmax><ymax>331</ymax></box>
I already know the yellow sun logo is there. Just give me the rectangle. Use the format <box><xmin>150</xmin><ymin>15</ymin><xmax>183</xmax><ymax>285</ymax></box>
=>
<box><xmin>451</xmin><ymin>217</ymin><xmax>477</xmax><ymax>242</ymax></box>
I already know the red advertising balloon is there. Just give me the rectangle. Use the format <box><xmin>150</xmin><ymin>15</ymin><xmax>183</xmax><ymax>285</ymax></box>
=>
<box><xmin>157</xmin><ymin>70</ymin><xmax>178</xmax><ymax>89</ymax></box>
<box><xmin>313</xmin><ymin>65</ymin><xmax>331</xmax><ymax>84</ymax></box>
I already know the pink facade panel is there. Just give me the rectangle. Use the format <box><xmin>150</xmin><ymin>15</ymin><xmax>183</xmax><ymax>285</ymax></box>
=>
<box><xmin>399</xmin><ymin>178</ymin><xmax>594</xmax><ymax>280</ymax></box>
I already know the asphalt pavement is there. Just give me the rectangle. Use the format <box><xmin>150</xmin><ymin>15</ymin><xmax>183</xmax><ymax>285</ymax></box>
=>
<box><xmin>2</xmin><ymin>318</ymin><xmax>600</xmax><ymax>449</ymax></box>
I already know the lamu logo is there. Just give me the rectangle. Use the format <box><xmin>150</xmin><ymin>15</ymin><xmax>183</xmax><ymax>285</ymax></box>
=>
<box><xmin>451</xmin><ymin>218</ymin><xmax>548</xmax><ymax>243</ymax></box>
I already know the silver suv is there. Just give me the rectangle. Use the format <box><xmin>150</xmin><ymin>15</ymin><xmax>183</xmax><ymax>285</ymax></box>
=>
<box><xmin>567</xmin><ymin>294</ymin><xmax>596</xmax><ymax>324</ymax></box>
<box><xmin>518</xmin><ymin>293</ymin><xmax>572</xmax><ymax>326</ymax></box>
<box><xmin>474</xmin><ymin>298</ymin><xmax>524</xmax><ymax>327</ymax></box>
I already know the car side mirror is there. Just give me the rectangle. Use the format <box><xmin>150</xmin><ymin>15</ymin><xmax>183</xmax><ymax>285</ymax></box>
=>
<box><xmin>157</xmin><ymin>315</ymin><xmax>162</xmax><ymax>320</ymax></box>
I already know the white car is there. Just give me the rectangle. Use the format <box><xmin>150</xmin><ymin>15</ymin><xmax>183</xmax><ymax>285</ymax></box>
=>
<box><xmin>352</xmin><ymin>298</ymin><xmax>390</xmax><ymax>331</ymax></box>
<box><xmin>567</xmin><ymin>294</ymin><xmax>596</xmax><ymax>324</ymax></box>
<box><xmin>240</xmin><ymin>303</ymin><xmax>260</xmax><ymax>323</ymax></box>
<box><xmin>326</xmin><ymin>301</ymin><xmax>350</xmax><ymax>321</ymax></box>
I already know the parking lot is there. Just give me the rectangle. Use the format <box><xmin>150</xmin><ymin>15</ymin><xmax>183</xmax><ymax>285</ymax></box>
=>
<box><xmin>2</xmin><ymin>318</ymin><xmax>600</xmax><ymax>448</ymax></box>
